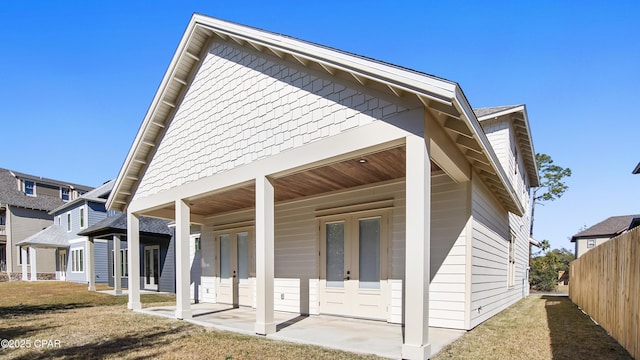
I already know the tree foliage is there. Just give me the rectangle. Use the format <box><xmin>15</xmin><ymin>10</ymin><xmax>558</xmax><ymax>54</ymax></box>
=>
<box><xmin>530</xmin><ymin>153</ymin><xmax>572</xmax><ymax>235</ymax></box>
<box><xmin>530</xmin><ymin>246</ymin><xmax>574</xmax><ymax>292</ymax></box>
<box><xmin>533</xmin><ymin>153</ymin><xmax>573</xmax><ymax>203</ymax></box>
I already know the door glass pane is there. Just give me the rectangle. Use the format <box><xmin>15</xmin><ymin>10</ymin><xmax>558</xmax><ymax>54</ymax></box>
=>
<box><xmin>153</xmin><ymin>248</ymin><xmax>159</xmax><ymax>285</ymax></box>
<box><xmin>237</xmin><ymin>233</ymin><xmax>249</xmax><ymax>285</ymax></box>
<box><xmin>145</xmin><ymin>249</ymin><xmax>150</xmax><ymax>283</ymax></box>
<box><xmin>220</xmin><ymin>235</ymin><xmax>230</xmax><ymax>284</ymax></box>
<box><xmin>359</xmin><ymin>218</ymin><xmax>380</xmax><ymax>289</ymax></box>
<box><xmin>326</xmin><ymin>222</ymin><xmax>345</xmax><ymax>288</ymax></box>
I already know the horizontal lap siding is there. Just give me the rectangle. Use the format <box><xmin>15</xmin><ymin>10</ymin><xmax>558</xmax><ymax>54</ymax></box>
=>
<box><xmin>429</xmin><ymin>172</ymin><xmax>468</xmax><ymax>329</ymax></box>
<box><xmin>204</xmin><ymin>181</ymin><xmax>405</xmax><ymax>317</ymax></box>
<box><xmin>94</xmin><ymin>240</ymin><xmax>108</xmax><ymax>283</ymax></box>
<box><xmin>470</xmin><ymin>176</ymin><xmax>514</xmax><ymax>328</ymax></box>
<box><xmin>274</xmin><ymin>181</ymin><xmax>405</xmax><ymax>316</ymax></box>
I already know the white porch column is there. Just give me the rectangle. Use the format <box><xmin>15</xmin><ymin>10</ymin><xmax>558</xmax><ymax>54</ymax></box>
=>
<box><xmin>113</xmin><ymin>235</ymin><xmax>122</xmax><ymax>295</ymax></box>
<box><xmin>127</xmin><ymin>212</ymin><xmax>141</xmax><ymax>310</ymax></box>
<box><xmin>87</xmin><ymin>238</ymin><xmax>96</xmax><ymax>291</ymax></box>
<box><xmin>175</xmin><ymin>199</ymin><xmax>192</xmax><ymax>320</ymax></box>
<box><xmin>255</xmin><ymin>176</ymin><xmax>276</xmax><ymax>335</ymax></box>
<box><xmin>29</xmin><ymin>246</ymin><xmax>37</xmax><ymax>281</ymax></box>
<box><xmin>21</xmin><ymin>247</ymin><xmax>28</xmax><ymax>280</ymax></box>
<box><xmin>402</xmin><ymin>135</ymin><xmax>431</xmax><ymax>360</ymax></box>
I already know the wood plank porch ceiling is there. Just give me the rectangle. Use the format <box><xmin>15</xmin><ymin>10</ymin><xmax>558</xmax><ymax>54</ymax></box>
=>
<box><xmin>148</xmin><ymin>146</ymin><xmax>441</xmax><ymax>218</ymax></box>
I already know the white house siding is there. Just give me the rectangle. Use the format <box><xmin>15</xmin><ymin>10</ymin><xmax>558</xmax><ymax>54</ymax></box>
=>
<box><xmin>198</xmin><ymin>180</ymin><xmax>406</xmax><ymax>320</ymax></box>
<box><xmin>66</xmin><ymin>239</ymin><xmax>87</xmax><ymax>283</ymax></box>
<box><xmin>470</xmin><ymin>175</ymin><xmax>526</xmax><ymax>328</ymax></box>
<box><xmin>135</xmin><ymin>39</ymin><xmax>408</xmax><ymax>200</ymax></box>
<box><xmin>481</xmin><ymin>119</ymin><xmax>511</xmax><ymax>177</ymax></box>
<box><xmin>428</xmin><ymin>172</ymin><xmax>469</xmax><ymax>329</ymax></box>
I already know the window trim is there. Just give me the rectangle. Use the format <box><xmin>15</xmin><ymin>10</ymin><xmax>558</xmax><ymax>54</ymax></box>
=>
<box><xmin>71</xmin><ymin>248</ymin><xmax>84</xmax><ymax>273</ymax></box>
<box><xmin>67</xmin><ymin>213</ymin><xmax>72</xmax><ymax>232</ymax></box>
<box><xmin>507</xmin><ymin>232</ymin><xmax>516</xmax><ymax>288</ymax></box>
<box><xmin>587</xmin><ymin>239</ymin><xmax>595</xmax><ymax>249</ymax></box>
<box><xmin>79</xmin><ymin>206</ymin><xmax>86</xmax><ymax>229</ymax></box>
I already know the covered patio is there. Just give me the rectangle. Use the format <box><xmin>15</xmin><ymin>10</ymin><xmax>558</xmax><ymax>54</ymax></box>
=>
<box><xmin>138</xmin><ymin>302</ymin><xmax>464</xmax><ymax>359</ymax></box>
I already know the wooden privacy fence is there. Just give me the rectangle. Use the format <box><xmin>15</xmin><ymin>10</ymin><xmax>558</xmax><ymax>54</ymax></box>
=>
<box><xmin>569</xmin><ymin>225</ymin><xmax>640</xmax><ymax>359</ymax></box>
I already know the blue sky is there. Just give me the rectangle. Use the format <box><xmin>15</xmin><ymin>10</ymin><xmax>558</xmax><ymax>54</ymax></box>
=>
<box><xmin>1</xmin><ymin>1</ymin><xmax>638</xmax><ymax>251</ymax></box>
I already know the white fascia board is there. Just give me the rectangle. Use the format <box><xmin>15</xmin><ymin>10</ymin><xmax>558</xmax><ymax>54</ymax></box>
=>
<box><xmin>193</xmin><ymin>15</ymin><xmax>457</xmax><ymax>104</ymax></box>
<box><xmin>478</xmin><ymin>105</ymin><xmax>539</xmax><ymax>187</ymax></box>
<box><xmin>475</xmin><ymin>105</ymin><xmax>525</xmax><ymax>121</ymax></box>
<box><xmin>453</xmin><ymin>87</ymin><xmax>524</xmax><ymax>216</ymax></box>
<box><xmin>107</xmin><ymin>18</ymin><xmax>201</xmax><ymax>211</ymax></box>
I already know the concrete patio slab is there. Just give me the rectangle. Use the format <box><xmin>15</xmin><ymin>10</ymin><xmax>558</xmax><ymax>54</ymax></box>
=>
<box><xmin>137</xmin><ymin>303</ymin><xmax>465</xmax><ymax>359</ymax></box>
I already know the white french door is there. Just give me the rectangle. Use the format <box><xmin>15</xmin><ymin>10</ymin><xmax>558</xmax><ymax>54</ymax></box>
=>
<box><xmin>144</xmin><ymin>245</ymin><xmax>160</xmax><ymax>291</ymax></box>
<box><xmin>217</xmin><ymin>230</ymin><xmax>254</xmax><ymax>307</ymax></box>
<box><xmin>319</xmin><ymin>210</ymin><xmax>388</xmax><ymax>320</ymax></box>
<box><xmin>58</xmin><ymin>250</ymin><xmax>67</xmax><ymax>281</ymax></box>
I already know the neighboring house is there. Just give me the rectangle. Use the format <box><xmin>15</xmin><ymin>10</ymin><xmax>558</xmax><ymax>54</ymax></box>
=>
<box><xmin>571</xmin><ymin>214</ymin><xmax>640</xmax><ymax>258</ymax></box>
<box><xmin>17</xmin><ymin>180</ymin><xmax>113</xmax><ymax>283</ymax></box>
<box><xmin>78</xmin><ymin>213</ymin><xmax>176</xmax><ymax>294</ymax></box>
<box><xmin>0</xmin><ymin>168</ymin><xmax>92</xmax><ymax>280</ymax></box>
<box><xmin>103</xmin><ymin>15</ymin><xmax>538</xmax><ymax>359</ymax></box>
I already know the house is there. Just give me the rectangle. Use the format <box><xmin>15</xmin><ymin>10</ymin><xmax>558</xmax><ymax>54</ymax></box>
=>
<box><xmin>78</xmin><ymin>212</ymin><xmax>176</xmax><ymax>294</ymax></box>
<box><xmin>102</xmin><ymin>14</ymin><xmax>538</xmax><ymax>359</ymax></box>
<box><xmin>571</xmin><ymin>214</ymin><xmax>640</xmax><ymax>258</ymax></box>
<box><xmin>0</xmin><ymin>168</ymin><xmax>92</xmax><ymax>280</ymax></box>
<box><xmin>16</xmin><ymin>180</ymin><xmax>113</xmax><ymax>282</ymax></box>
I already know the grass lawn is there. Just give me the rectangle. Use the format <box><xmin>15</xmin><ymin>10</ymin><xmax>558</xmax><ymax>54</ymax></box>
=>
<box><xmin>0</xmin><ymin>282</ymin><xmax>632</xmax><ymax>359</ymax></box>
<box><xmin>0</xmin><ymin>281</ymin><xmax>379</xmax><ymax>359</ymax></box>
<box><xmin>433</xmin><ymin>295</ymin><xmax>633</xmax><ymax>360</ymax></box>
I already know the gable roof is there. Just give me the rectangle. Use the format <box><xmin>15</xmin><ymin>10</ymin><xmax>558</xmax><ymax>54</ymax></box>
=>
<box><xmin>570</xmin><ymin>214</ymin><xmax>640</xmax><ymax>241</ymax></box>
<box><xmin>15</xmin><ymin>224</ymin><xmax>68</xmax><ymax>248</ymax></box>
<box><xmin>474</xmin><ymin>105</ymin><xmax>539</xmax><ymax>187</ymax></box>
<box><xmin>107</xmin><ymin>14</ymin><xmax>525</xmax><ymax>217</ymax></box>
<box><xmin>50</xmin><ymin>179</ymin><xmax>115</xmax><ymax>215</ymax></box>
<box><xmin>77</xmin><ymin>213</ymin><xmax>172</xmax><ymax>238</ymax></box>
<box><xmin>633</xmin><ymin>162</ymin><xmax>640</xmax><ymax>174</ymax></box>
<box><xmin>0</xmin><ymin>168</ymin><xmax>88</xmax><ymax>212</ymax></box>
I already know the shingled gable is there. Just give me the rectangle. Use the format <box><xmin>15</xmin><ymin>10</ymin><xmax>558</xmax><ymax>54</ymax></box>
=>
<box><xmin>474</xmin><ymin>105</ymin><xmax>539</xmax><ymax>188</ymax></box>
<box><xmin>107</xmin><ymin>14</ymin><xmax>524</xmax><ymax>216</ymax></box>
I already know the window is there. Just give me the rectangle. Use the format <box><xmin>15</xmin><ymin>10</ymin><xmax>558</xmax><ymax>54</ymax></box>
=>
<box><xmin>79</xmin><ymin>207</ymin><xmax>85</xmax><ymax>229</ymax></box>
<box><xmin>587</xmin><ymin>239</ymin><xmax>595</xmax><ymax>248</ymax></box>
<box><xmin>67</xmin><ymin>213</ymin><xmax>72</xmax><ymax>232</ymax></box>
<box><xmin>71</xmin><ymin>249</ymin><xmax>84</xmax><ymax>272</ymax></box>
<box><xmin>24</xmin><ymin>181</ymin><xmax>35</xmax><ymax>196</ymax></box>
<box><xmin>508</xmin><ymin>233</ymin><xmax>516</xmax><ymax>288</ymax></box>
<box><xmin>112</xmin><ymin>249</ymin><xmax>128</xmax><ymax>277</ymax></box>
<box><xmin>61</xmin><ymin>188</ymin><xmax>70</xmax><ymax>201</ymax></box>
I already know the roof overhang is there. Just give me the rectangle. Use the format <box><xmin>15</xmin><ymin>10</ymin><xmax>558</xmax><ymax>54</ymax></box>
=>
<box><xmin>107</xmin><ymin>14</ymin><xmax>524</xmax><ymax>216</ymax></box>
<box><xmin>476</xmin><ymin>105</ymin><xmax>539</xmax><ymax>188</ymax></box>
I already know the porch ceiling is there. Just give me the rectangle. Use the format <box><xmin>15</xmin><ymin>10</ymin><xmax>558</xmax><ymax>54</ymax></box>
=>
<box><xmin>144</xmin><ymin>146</ymin><xmax>441</xmax><ymax>219</ymax></box>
